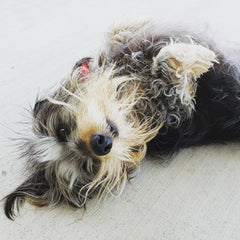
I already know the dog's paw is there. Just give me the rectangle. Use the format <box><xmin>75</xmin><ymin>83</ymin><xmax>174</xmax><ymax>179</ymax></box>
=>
<box><xmin>151</xmin><ymin>42</ymin><xmax>218</xmax><ymax>111</ymax></box>
<box><xmin>152</xmin><ymin>42</ymin><xmax>218</xmax><ymax>78</ymax></box>
<box><xmin>106</xmin><ymin>19</ymin><xmax>151</xmax><ymax>44</ymax></box>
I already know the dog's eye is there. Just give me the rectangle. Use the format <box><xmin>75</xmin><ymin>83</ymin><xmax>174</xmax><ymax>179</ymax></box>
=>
<box><xmin>107</xmin><ymin>120</ymin><xmax>118</xmax><ymax>137</ymax></box>
<box><xmin>56</xmin><ymin>124</ymin><xmax>70</xmax><ymax>142</ymax></box>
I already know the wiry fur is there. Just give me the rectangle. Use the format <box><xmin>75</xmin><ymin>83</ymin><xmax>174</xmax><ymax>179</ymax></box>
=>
<box><xmin>4</xmin><ymin>19</ymin><xmax>240</xmax><ymax>220</ymax></box>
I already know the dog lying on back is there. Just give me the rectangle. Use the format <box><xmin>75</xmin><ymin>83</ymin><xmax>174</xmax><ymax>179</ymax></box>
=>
<box><xmin>4</xmin><ymin>19</ymin><xmax>240</xmax><ymax>220</ymax></box>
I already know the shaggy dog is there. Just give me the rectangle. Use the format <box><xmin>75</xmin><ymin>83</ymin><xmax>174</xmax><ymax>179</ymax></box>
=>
<box><xmin>4</xmin><ymin>19</ymin><xmax>240</xmax><ymax>220</ymax></box>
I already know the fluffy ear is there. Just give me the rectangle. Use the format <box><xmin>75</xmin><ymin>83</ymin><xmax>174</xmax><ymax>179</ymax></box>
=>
<box><xmin>151</xmin><ymin>42</ymin><xmax>218</xmax><ymax>112</ymax></box>
<box><xmin>4</xmin><ymin>167</ymin><xmax>51</xmax><ymax>220</ymax></box>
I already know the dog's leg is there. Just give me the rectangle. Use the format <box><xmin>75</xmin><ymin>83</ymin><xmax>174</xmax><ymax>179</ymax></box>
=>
<box><xmin>104</xmin><ymin>19</ymin><xmax>151</xmax><ymax>53</ymax></box>
<box><xmin>151</xmin><ymin>42</ymin><xmax>218</xmax><ymax>112</ymax></box>
<box><xmin>106</xmin><ymin>19</ymin><xmax>150</xmax><ymax>43</ymax></box>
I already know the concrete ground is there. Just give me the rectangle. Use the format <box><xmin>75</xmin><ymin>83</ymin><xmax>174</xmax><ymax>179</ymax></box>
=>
<box><xmin>1</xmin><ymin>0</ymin><xmax>240</xmax><ymax>239</ymax></box>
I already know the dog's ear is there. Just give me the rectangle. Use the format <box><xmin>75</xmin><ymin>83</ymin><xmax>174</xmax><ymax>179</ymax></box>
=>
<box><xmin>151</xmin><ymin>42</ymin><xmax>218</xmax><ymax>113</ymax></box>
<box><xmin>56</xmin><ymin>57</ymin><xmax>92</xmax><ymax>98</ymax></box>
<box><xmin>4</xmin><ymin>166</ymin><xmax>51</xmax><ymax>220</ymax></box>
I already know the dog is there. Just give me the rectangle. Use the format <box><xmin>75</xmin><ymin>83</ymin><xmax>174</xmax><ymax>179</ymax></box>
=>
<box><xmin>4</xmin><ymin>19</ymin><xmax>240</xmax><ymax>220</ymax></box>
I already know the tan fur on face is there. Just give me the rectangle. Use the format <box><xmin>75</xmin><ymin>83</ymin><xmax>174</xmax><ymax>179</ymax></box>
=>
<box><xmin>62</xmin><ymin>64</ymin><xmax>162</xmax><ymax>201</ymax></box>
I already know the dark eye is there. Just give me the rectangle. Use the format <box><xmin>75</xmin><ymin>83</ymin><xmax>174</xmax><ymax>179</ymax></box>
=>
<box><xmin>56</xmin><ymin>124</ymin><xmax>70</xmax><ymax>142</ymax></box>
<box><xmin>107</xmin><ymin>120</ymin><xmax>118</xmax><ymax>137</ymax></box>
<box><xmin>33</xmin><ymin>99</ymin><xmax>48</xmax><ymax>117</ymax></box>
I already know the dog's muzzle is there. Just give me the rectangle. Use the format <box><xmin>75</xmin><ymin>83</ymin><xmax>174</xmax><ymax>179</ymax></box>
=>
<box><xmin>90</xmin><ymin>134</ymin><xmax>112</xmax><ymax>156</ymax></box>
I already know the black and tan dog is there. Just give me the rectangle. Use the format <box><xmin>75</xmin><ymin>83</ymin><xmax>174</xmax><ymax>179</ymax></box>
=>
<box><xmin>4</xmin><ymin>19</ymin><xmax>240</xmax><ymax>219</ymax></box>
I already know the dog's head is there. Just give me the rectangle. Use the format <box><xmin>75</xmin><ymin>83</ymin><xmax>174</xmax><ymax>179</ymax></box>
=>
<box><xmin>4</xmin><ymin>57</ymin><xmax>162</xmax><ymax>220</ymax></box>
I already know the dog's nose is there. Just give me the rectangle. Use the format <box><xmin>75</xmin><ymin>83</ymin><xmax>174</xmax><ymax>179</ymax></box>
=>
<box><xmin>90</xmin><ymin>134</ymin><xmax>112</xmax><ymax>156</ymax></box>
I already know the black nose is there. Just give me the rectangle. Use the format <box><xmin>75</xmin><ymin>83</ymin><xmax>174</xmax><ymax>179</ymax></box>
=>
<box><xmin>90</xmin><ymin>134</ymin><xmax>112</xmax><ymax>156</ymax></box>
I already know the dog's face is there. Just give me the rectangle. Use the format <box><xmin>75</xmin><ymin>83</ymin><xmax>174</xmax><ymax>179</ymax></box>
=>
<box><xmin>4</xmin><ymin>58</ymin><xmax>161</xmax><ymax>219</ymax></box>
<box><xmin>31</xmin><ymin>62</ymin><xmax>154</xmax><ymax>187</ymax></box>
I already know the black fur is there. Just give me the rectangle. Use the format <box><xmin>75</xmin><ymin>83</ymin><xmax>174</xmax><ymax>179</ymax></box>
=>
<box><xmin>4</xmin><ymin>161</ymin><xmax>98</xmax><ymax>220</ymax></box>
<box><xmin>4</xmin><ymin>166</ymin><xmax>50</xmax><ymax>220</ymax></box>
<box><xmin>147</xmin><ymin>62</ymin><xmax>240</xmax><ymax>155</ymax></box>
<box><xmin>104</xmin><ymin>33</ymin><xmax>240</xmax><ymax>154</ymax></box>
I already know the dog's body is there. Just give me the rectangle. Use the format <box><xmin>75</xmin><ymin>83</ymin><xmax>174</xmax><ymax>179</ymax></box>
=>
<box><xmin>4</xmin><ymin>20</ymin><xmax>240</xmax><ymax>219</ymax></box>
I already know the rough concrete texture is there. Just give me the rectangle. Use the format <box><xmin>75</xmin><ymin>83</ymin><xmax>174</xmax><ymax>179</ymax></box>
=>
<box><xmin>1</xmin><ymin>1</ymin><xmax>240</xmax><ymax>239</ymax></box>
